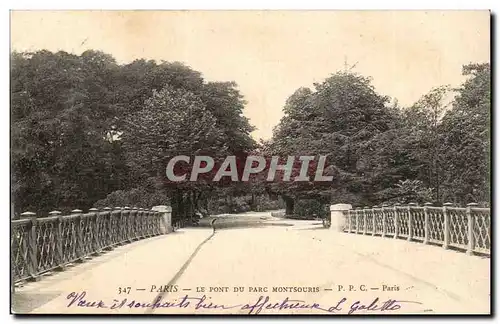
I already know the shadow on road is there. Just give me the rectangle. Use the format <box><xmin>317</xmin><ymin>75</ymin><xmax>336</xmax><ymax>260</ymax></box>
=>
<box><xmin>191</xmin><ymin>221</ymin><xmax>294</xmax><ymax>230</ymax></box>
<box><xmin>298</xmin><ymin>226</ymin><xmax>329</xmax><ymax>231</ymax></box>
<box><xmin>12</xmin><ymin>292</ymin><xmax>61</xmax><ymax>314</ymax></box>
<box><xmin>144</xmin><ymin>230</ymin><xmax>217</xmax><ymax>314</ymax></box>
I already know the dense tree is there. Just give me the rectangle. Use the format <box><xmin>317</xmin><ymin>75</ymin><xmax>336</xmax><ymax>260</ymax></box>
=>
<box><xmin>268</xmin><ymin>71</ymin><xmax>399</xmax><ymax>212</ymax></box>
<box><xmin>269</xmin><ymin>65</ymin><xmax>490</xmax><ymax>211</ymax></box>
<box><xmin>11</xmin><ymin>50</ymin><xmax>123</xmax><ymax>214</ymax></box>
<box><xmin>201</xmin><ymin>81</ymin><xmax>256</xmax><ymax>153</ymax></box>
<box><xmin>11</xmin><ymin>50</ymin><xmax>256</xmax><ymax>217</ymax></box>
<box><xmin>403</xmin><ymin>86</ymin><xmax>451</xmax><ymax>201</ymax></box>
<box><xmin>119</xmin><ymin>85</ymin><xmax>228</xmax><ymax>219</ymax></box>
<box><xmin>439</xmin><ymin>63</ymin><xmax>490</xmax><ymax>205</ymax></box>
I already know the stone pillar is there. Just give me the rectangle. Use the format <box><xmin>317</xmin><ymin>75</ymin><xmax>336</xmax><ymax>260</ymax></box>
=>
<box><xmin>329</xmin><ymin>204</ymin><xmax>352</xmax><ymax>232</ymax></box>
<box><xmin>152</xmin><ymin>205</ymin><xmax>173</xmax><ymax>234</ymax></box>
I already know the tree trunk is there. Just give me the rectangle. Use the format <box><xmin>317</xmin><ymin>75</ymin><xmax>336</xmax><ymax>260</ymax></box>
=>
<box><xmin>228</xmin><ymin>194</ymin><xmax>234</xmax><ymax>212</ymax></box>
<box><xmin>171</xmin><ymin>190</ymin><xmax>184</xmax><ymax>223</ymax></box>
<box><xmin>283</xmin><ymin>195</ymin><xmax>295</xmax><ymax>215</ymax></box>
<box><xmin>186</xmin><ymin>191</ymin><xmax>193</xmax><ymax>222</ymax></box>
<box><xmin>250</xmin><ymin>193</ymin><xmax>256</xmax><ymax>211</ymax></box>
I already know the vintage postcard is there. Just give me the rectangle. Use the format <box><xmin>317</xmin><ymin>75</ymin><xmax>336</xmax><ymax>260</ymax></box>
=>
<box><xmin>10</xmin><ymin>10</ymin><xmax>491</xmax><ymax>315</ymax></box>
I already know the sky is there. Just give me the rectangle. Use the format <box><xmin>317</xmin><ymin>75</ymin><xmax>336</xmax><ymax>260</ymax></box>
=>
<box><xmin>10</xmin><ymin>10</ymin><xmax>490</xmax><ymax>140</ymax></box>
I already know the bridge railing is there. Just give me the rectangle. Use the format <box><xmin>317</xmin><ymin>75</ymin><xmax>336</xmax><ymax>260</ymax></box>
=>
<box><xmin>342</xmin><ymin>203</ymin><xmax>490</xmax><ymax>256</ymax></box>
<box><xmin>11</xmin><ymin>207</ymin><xmax>164</xmax><ymax>284</ymax></box>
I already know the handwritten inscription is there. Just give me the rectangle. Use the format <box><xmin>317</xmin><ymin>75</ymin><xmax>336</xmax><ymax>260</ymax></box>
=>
<box><xmin>66</xmin><ymin>291</ymin><xmax>421</xmax><ymax>314</ymax></box>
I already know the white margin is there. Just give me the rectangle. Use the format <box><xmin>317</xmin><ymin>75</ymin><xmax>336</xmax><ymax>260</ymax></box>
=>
<box><xmin>2</xmin><ymin>2</ymin><xmax>497</xmax><ymax>324</ymax></box>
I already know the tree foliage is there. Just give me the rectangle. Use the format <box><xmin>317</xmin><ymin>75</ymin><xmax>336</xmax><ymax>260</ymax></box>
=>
<box><xmin>439</xmin><ymin>63</ymin><xmax>490</xmax><ymax>205</ymax></box>
<box><xmin>11</xmin><ymin>49</ymin><xmax>490</xmax><ymax>218</ymax></box>
<box><xmin>268</xmin><ymin>71</ymin><xmax>398</xmax><ymax>209</ymax></box>
<box><xmin>11</xmin><ymin>50</ymin><xmax>256</xmax><ymax>216</ymax></box>
<box><xmin>269</xmin><ymin>64</ymin><xmax>490</xmax><ymax>212</ymax></box>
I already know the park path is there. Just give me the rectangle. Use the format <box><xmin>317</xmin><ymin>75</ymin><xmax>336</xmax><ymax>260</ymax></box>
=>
<box><xmin>13</xmin><ymin>212</ymin><xmax>490</xmax><ymax>315</ymax></box>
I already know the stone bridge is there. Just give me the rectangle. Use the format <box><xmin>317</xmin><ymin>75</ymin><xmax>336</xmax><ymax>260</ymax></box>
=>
<box><xmin>11</xmin><ymin>204</ymin><xmax>491</xmax><ymax>315</ymax></box>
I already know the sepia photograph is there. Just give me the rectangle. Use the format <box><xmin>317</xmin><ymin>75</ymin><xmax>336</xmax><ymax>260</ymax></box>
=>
<box><xmin>9</xmin><ymin>10</ymin><xmax>491</xmax><ymax>315</ymax></box>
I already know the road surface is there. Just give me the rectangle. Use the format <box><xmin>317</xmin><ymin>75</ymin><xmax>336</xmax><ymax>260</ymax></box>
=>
<box><xmin>12</xmin><ymin>211</ymin><xmax>490</xmax><ymax>315</ymax></box>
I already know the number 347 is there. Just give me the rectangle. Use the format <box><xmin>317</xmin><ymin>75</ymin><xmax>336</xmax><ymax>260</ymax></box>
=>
<box><xmin>118</xmin><ymin>287</ymin><xmax>131</xmax><ymax>294</ymax></box>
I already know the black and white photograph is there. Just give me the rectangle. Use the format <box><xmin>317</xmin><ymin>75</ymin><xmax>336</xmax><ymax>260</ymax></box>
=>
<box><xmin>9</xmin><ymin>9</ymin><xmax>491</xmax><ymax>315</ymax></box>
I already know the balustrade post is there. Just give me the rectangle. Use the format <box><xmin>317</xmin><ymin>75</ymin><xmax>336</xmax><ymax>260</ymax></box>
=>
<box><xmin>355</xmin><ymin>208</ymin><xmax>360</xmax><ymax>233</ymax></box>
<box><xmin>71</xmin><ymin>209</ymin><xmax>84</xmax><ymax>262</ymax></box>
<box><xmin>134</xmin><ymin>208</ymin><xmax>139</xmax><ymax>239</ymax></box>
<box><xmin>372</xmin><ymin>206</ymin><xmax>377</xmax><ymax>236</ymax></box>
<box><xmin>133</xmin><ymin>208</ymin><xmax>139</xmax><ymax>239</ymax></box>
<box><xmin>120</xmin><ymin>207</ymin><xmax>130</xmax><ymax>244</ymax></box>
<box><xmin>138</xmin><ymin>208</ymin><xmax>145</xmax><ymax>239</ymax></box>
<box><xmin>329</xmin><ymin>204</ymin><xmax>351</xmax><ymax>232</ymax></box>
<box><xmin>128</xmin><ymin>207</ymin><xmax>135</xmax><ymax>241</ymax></box>
<box><xmin>158</xmin><ymin>210</ymin><xmax>164</xmax><ymax>235</ymax></box>
<box><xmin>144</xmin><ymin>208</ymin><xmax>150</xmax><ymax>238</ymax></box>
<box><xmin>466</xmin><ymin>203</ymin><xmax>478</xmax><ymax>255</ymax></box>
<box><xmin>151</xmin><ymin>211</ymin><xmax>157</xmax><ymax>236</ymax></box>
<box><xmin>116</xmin><ymin>207</ymin><xmax>123</xmax><ymax>244</ymax></box>
<box><xmin>150</xmin><ymin>211</ymin><xmax>156</xmax><ymax>237</ymax></box>
<box><xmin>408</xmin><ymin>203</ymin><xmax>416</xmax><ymax>241</ymax></box>
<box><xmin>149</xmin><ymin>210</ymin><xmax>154</xmax><ymax>237</ymax></box>
<box><xmin>363</xmin><ymin>207</ymin><xmax>368</xmax><ymax>235</ymax></box>
<box><xmin>347</xmin><ymin>209</ymin><xmax>352</xmax><ymax>233</ymax></box>
<box><xmin>103</xmin><ymin>207</ymin><xmax>113</xmax><ymax>250</ymax></box>
<box><xmin>112</xmin><ymin>207</ymin><xmax>122</xmax><ymax>245</ymax></box>
<box><xmin>133</xmin><ymin>207</ymin><xmax>139</xmax><ymax>239</ymax></box>
<box><xmin>145</xmin><ymin>208</ymin><xmax>151</xmax><ymax>237</ymax></box>
<box><xmin>443</xmin><ymin>203</ymin><xmax>453</xmax><ymax>250</ymax></box>
<box><xmin>11</xmin><ymin>254</ymin><xmax>15</xmax><ymax>294</ymax></box>
<box><xmin>423</xmin><ymin>203</ymin><xmax>432</xmax><ymax>245</ymax></box>
<box><xmin>381</xmin><ymin>204</ymin><xmax>388</xmax><ymax>238</ymax></box>
<box><xmin>144</xmin><ymin>210</ymin><xmax>150</xmax><ymax>238</ymax></box>
<box><xmin>129</xmin><ymin>208</ymin><xmax>137</xmax><ymax>242</ymax></box>
<box><xmin>11</xmin><ymin>241</ymin><xmax>14</xmax><ymax>292</ymax></box>
<box><xmin>21</xmin><ymin>212</ymin><xmax>39</xmax><ymax>281</ymax></box>
<box><xmin>393</xmin><ymin>203</ymin><xmax>400</xmax><ymax>239</ymax></box>
<box><xmin>148</xmin><ymin>211</ymin><xmax>154</xmax><ymax>237</ymax></box>
<box><xmin>88</xmin><ymin>208</ymin><xmax>101</xmax><ymax>256</ymax></box>
<box><xmin>155</xmin><ymin>211</ymin><xmax>161</xmax><ymax>236</ymax></box>
<box><xmin>49</xmin><ymin>211</ymin><xmax>65</xmax><ymax>271</ymax></box>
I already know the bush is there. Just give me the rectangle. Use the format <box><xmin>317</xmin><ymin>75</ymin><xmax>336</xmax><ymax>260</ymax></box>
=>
<box><xmin>294</xmin><ymin>199</ymin><xmax>329</xmax><ymax>219</ymax></box>
<box><xmin>376</xmin><ymin>179</ymin><xmax>434</xmax><ymax>206</ymax></box>
<box><xmin>253</xmin><ymin>195</ymin><xmax>285</xmax><ymax>212</ymax></box>
<box><xmin>94</xmin><ymin>188</ymin><xmax>170</xmax><ymax>209</ymax></box>
<box><xmin>207</xmin><ymin>194</ymin><xmax>285</xmax><ymax>215</ymax></box>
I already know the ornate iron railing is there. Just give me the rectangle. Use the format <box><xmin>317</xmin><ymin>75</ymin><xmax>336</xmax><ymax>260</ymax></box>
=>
<box><xmin>342</xmin><ymin>203</ymin><xmax>490</xmax><ymax>256</ymax></box>
<box><xmin>11</xmin><ymin>207</ymin><xmax>164</xmax><ymax>284</ymax></box>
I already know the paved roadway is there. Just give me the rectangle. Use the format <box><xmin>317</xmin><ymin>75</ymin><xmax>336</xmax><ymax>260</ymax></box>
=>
<box><xmin>12</xmin><ymin>211</ymin><xmax>490</xmax><ymax>315</ymax></box>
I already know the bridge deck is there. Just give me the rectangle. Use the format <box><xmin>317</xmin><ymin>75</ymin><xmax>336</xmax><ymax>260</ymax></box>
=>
<box><xmin>12</xmin><ymin>217</ymin><xmax>490</xmax><ymax>315</ymax></box>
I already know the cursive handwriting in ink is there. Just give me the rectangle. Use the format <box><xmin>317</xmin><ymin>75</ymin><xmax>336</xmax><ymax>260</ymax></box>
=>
<box><xmin>65</xmin><ymin>292</ymin><xmax>419</xmax><ymax>314</ymax></box>
<box><xmin>241</xmin><ymin>295</ymin><xmax>342</xmax><ymax>314</ymax></box>
<box><xmin>192</xmin><ymin>295</ymin><xmax>242</xmax><ymax>310</ymax></box>
<box><xmin>125</xmin><ymin>295</ymin><xmax>191</xmax><ymax>309</ymax></box>
<box><xmin>110</xmin><ymin>298</ymin><xmax>128</xmax><ymax>309</ymax></box>
<box><xmin>348</xmin><ymin>297</ymin><xmax>422</xmax><ymax>314</ymax></box>
<box><xmin>66</xmin><ymin>291</ymin><xmax>107</xmax><ymax>309</ymax></box>
<box><xmin>329</xmin><ymin>297</ymin><xmax>347</xmax><ymax>313</ymax></box>
<box><xmin>110</xmin><ymin>295</ymin><xmax>240</xmax><ymax>310</ymax></box>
